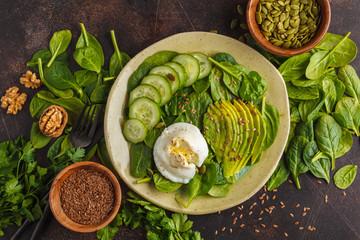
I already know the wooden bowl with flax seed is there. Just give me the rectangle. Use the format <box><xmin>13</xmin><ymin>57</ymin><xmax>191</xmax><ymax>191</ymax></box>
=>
<box><xmin>49</xmin><ymin>161</ymin><xmax>121</xmax><ymax>232</ymax></box>
<box><xmin>247</xmin><ymin>0</ymin><xmax>331</xmax><ymax>56</ymax></box>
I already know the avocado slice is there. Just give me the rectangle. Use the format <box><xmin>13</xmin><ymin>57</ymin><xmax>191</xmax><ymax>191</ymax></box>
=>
<box><xmin>248</xmin><ymin>103</ymin><xmax>266</xmax><ymax>165</ymax></box>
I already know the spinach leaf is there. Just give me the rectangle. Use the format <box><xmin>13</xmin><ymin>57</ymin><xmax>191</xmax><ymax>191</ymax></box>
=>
<box><xmin>219</xmin><ymin>63</ymin><xmax>242</xmax><ymax>97</ymax></box>
<box><xmin>315</xmin><ymin>114</ymin><xmax>341</xmax><ymax>170</ymax></box>
<box><xmin>30</xmin><ymin>122</ymin><xmax>52</xmax><ymax>149</ymax></box>
<box><xmin>285</xmin><ymin>122</ymin><xmax>296</xmax><ymax>152</ymax></box>
<box><xmin>306</xmin><ymin>32</ymin><xmax>357</xmax><ymax>79</ymax></box>
<box><xmin>74</xmin><ymin>70</ymin><xmax>97</xmax><ymax>87</ymax></box>
<box><xmin>76</xmin><ymin>23</ymin><xmax>104</xmax><ymax>66</ymax></box>
<box><xmin>291</xmin><ymin>77</ymin><xmax>321</xmax><ymax>87</ymax></box>
<box><xmin>38</xmin><ymin>58</ymin><xmax>73</xmax><ymax>99</ymax></box>
<box><xmin>213</xmin><ymin>52</ymin><xmax>237</xmax><ymax>65</ymax></box>
<box><xmin>186</xmin><ymin>162</ymin><xmax>216</xmax><ymax>208</ymax></box>
<box><xmin>74</xmin><ymin>46</ymin><xmax>102</xmax><ymax>73</ymax></box>
<box><xmin>29</xmin><ymin>91</ymin><xmax>54</xmax><ymax>119</ymax></box>
<box><xmin>295</xmin><ymin>120</ymin><xmax>314</xmax><ymax>142</ymax></box>
<box><xmin>338</xmin><ymin>65</ymin><xmax>360</xmax><ymax>102</ymax></box>
<box><xmin>208</xmin><ymin>183</ymin><xmax>233</xmax><ymax>197</ymax></box>
<box><xmin>192</xmin><ymin>78</ymin><xmax>210</xmax><ymax>94</ymax></box>
<box><xmin>130</xmin><ymin>142</ymin><xmax>153</xmax><ymax>178</ymax></box>
<box><xmin>285</xmin><ymin>136</ymin><xmax>309</xmax><ymax>189</ymax></box>
<box><xmin>333</xmin><ymin>165</ymin><xmax>357</xmax><ymax>189</ymax></box>
<box><xmin>214</xmin><ymin>162</ymin><xmax>228</xmax><ymax>185</ymax></box>
<box><xmin>239</xmin><ymin>71</ymin><xmax>268</xmax><ymax>102</ymax></box>
<box><xmin>262</xmin><ymin>101</ymin><xmax>280</xmax><ymax>149</ymax></box>
<box><xmin>322</xmin><ymin>77</ymin><xmax>337</xmax><ymax>113</ymax></box>
<box><xmin>278</xmin><ymin>53</ymin><xmax>311</xmax><ymax>81</ymax></box>
<box><xmin>303</xmin><ymin>141</ymin><xmax>330</xmax><ymax>183</ymax></box>
<box><xmin>326</xmin><ymin>69</ymin><xmax>345</xmax><ymax>102</ymax></box>
<box><xmin>153</xmin><ymin>173</ymin><xmax>182</xmax><ymax>192</ymax></box>
<box><xmin>209</xmin><ymin>67</ymin><xmax>229</xmax><ymax>101</ymax></box>
<box><xmin>27</xmin><ymin>49</ymin><xmax>52</xmax><ymax>72</ymax></box>
<box><xmin>286</xmin><ymin>82</ymin><xmax>319</xmax><ymax>100</ymax></box>
<box><xmin>127</xmin><ymin>51</ymin><xmax>178</xmax><ymax>92</ymax></box>
<box><xmin>333</xmin><ymin>97</ymin><xmax>360</xmax><ymax>136</ymax></box>
<box><xmin>335</xmin><ymin>128</ymin><xmax>353</xmax><ymax>158</ymax></box>
<box><xmin>183</xmin><ymin>91</ymin><xmax>213</xmax><ymax>129</ymax></box>
<box><xmin>164</xmin><ymin>87</ymin><xmax>193</xmax><ymax>116</ymax></box>
<box><xmin>47</xmin><ymin>136</ymin><xmax>66</xmax><ymax>161</ymax></box>
<box><xmin>289</xmin><ymin>100</ymin><xmax>300</xmax><ymax>123</ymax></box>
<box><xmin>109</xmin><ymin>30</ymin><xmax>131</xmax><ymax>77</ymax></box>
<box><xmin>47</xmin><ymin>29</ymin><xmax>72</xmax><ymax>67</ymax></box>
<box><xmin>44</xmin><ymin>61</ymin><xmax>84</xmax><ymax>97</ymax></box>
<box><xmin>266</xmin><ymin>158</ymin><xmax>290</xmax><ymax>191</ymax></box>
<box><xmin>298</xmin><ymin>89</ymin><xmax>325</xmax><ymax>123</ymax></box>
<box><xmin>90</xmin><ymin>85</ymin><xmax>111</xmax><ymax>104</ymax></box>
<box><xmin>97</xmin><ymin>139</ymin><xmax>119</xmax><ymax>178</ymax></box>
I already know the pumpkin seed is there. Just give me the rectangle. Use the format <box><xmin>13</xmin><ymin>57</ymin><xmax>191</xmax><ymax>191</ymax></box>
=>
<box><xmin>280</xmin><ymin>12</ymin><xmax>287</xmax><ymax>22</ymax></box>
<box><xmin>284</xmin><ymin>18</ymin><xmax>290</xmax><ymax>28</ymax></box>
<box><xmin>237</xmin><ymin>4</ymin><xmax>245</xmax><ymax>15</ymax></box>
<box><xmin>283</xmin><ymin>41</ymin><xmax>292</xmax><ymax>48</ymax></box>
<box><xmin>230</xmin><ymin>19</ymin><xmax>239</xmax><ymax>29</ymax></box>
<box><xmin>278</xmin><ymin>0</ymin><xmax>285</xmax><ymax>6</ymax></box>
<box><xmin>238</xmin><ymin>35</ymin><xmax>246</xmax><ymax>42</ymax></box>
<box><xmin>274</xmin><ymin>40</ymin><xmax>284</xmax><ymax>46</ymax></box>
<box><xmin>240</xmin><ymin>23</ymin><xmax>249</xmax><ymax>30</ymax></box>
<box><xmin>300</xmin><ymin>0</ymin><xmax>308</xmax><ymax>3</ymax></box>
<box><xmin>265</xmin><ymin>2</ymin><xmax>273</xmax><ymax>10</ymax></box>
<box><xmin>290</xmin><ymin>5</ymin><xmax>300</xmax><ymax>10</ymax></box>
<box><xmin>256</xmin><ymin>12</ymin><xmax>263</xmax><ymax>24</ymax></box>
<box><xmin>200</xmin><ymin>165</ymin><xmax>207</xmax><ymax>175</ymax></box>
<box><xmin>209</xmin><ymin>30</ymin><xmax>218</xmax><ymax>33</ymax></box>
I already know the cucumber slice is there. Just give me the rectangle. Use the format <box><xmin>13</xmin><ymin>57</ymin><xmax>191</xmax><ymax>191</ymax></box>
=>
<box><xmin>191</xmin><ymin>52</ymin><xmax>212</xmax><ymax>79</ymax></box>
<box><xmin>141</xmin><ymin>74</ymin><xmax>172</xmax><ymax>106</ymax></box>
<box><xmin>165</xmin><ymin>61</ymin><xmax>187</xmax><ymax>88</ymax></box>
<box><xmin>129</xmin><ymin>97</ymin><xmax>160</xmax><ymax>130</ymax></box>
<box><xmin>123</xmin><ymin>119</ymin><xmax>147</xmax><ymax>143</ymax></box>
<box><xmin>129</xmin><ymin>84</ymin><xmax>161</xmax><ymax>106</ymax></box>
<box><xmin>172</xmin><ymin>54</ymin><xmax>200</xmax><ymax>87</ymax></box>
<box><xmin>149</xmin><ymin>65</ymin><xmax>180</xmax><ymax>93</ymax></box>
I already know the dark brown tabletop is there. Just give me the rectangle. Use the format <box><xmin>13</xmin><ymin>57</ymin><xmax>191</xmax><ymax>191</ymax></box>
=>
<box><xmin>1</xmin><ymin>0</ymin><xmax>360</xmax><ymax>239</ymax></box>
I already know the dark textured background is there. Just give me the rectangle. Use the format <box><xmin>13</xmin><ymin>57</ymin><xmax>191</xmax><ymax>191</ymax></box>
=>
<box><xmin>1</xmin><ymin>0</ymin><xmax>360</xmax><ymax>239</ymax></box>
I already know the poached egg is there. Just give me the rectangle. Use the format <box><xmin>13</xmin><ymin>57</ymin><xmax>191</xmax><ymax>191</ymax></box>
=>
<box><xmin>153</xmin><ymin>122</ymin><xmax>209</xmax><ymax>184</ymax></box>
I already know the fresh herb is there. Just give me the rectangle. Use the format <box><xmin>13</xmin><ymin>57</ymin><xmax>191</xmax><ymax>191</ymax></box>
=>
<box><xmin>96</xmin><ymin>192</ymin><xmax>203</xmax><ymax>240</ymax></box>
<box><xmin>333</xmin><ymin>165</ymin><xmax>357</xmax><ymax>189</ymax></box>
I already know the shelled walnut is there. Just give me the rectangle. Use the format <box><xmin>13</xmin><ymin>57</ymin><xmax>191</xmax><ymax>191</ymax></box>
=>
<box><xmin>1</xmin><ymin>86</ymin><xmax>27</xmax><ymax>115</ymax></box>
<box><xmin>39</xmin><ymin>105</ymin><xmax>68</xmax><ymax>138</ymax></box>
<box><xmin>20</xmin><ymin>70</ymin><xmax>42</xmax><ymax>89</ymax></box>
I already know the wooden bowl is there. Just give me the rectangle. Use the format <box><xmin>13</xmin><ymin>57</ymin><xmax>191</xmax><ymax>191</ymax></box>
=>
<box><xmin>49</xmin><ymin>161</ymin><xmax>121</xmax><ymax>233</ymax></box>
<box><xmin>247</xmin><ymin>0</ymin><xmax>331</xmax><ymax>56</ymax></box>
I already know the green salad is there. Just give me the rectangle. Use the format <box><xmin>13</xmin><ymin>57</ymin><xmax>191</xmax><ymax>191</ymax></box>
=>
<box><xmin>122</xmin><ymin>51</ymin><xmax>280</xmax><ymax>207</ymax></box>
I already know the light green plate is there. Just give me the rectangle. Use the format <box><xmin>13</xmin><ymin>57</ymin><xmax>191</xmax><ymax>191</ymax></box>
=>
<box><xmin>104</xmin><ymin>32</ymin><xmax>290</xmax><ymax>215</ymax></box>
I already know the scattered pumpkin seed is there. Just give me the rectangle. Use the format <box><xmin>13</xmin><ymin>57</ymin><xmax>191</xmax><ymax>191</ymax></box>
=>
<box><xmin>199</xmin><ymin>165</ymin><xmax>207</xmax><ymax>175</ymax></box>
<box><xmin>230</xmin><ymin>19</ymin><xmax>239</xmax><ymax>29</ymax></box>
<box><xmin>237</xmin><ymin>4</ymin><xmax>245</xmax><ymax>15</ymax></box>
<box><xmin>238</xmin><ymin>35</ymin><xmax>246</xmax><ymax>42</ymax></box>
<box><xmin>240</xmin><ymin>23</ymin><xmax>249</xmax><ymax>30</ymax></box>
<box><xmin>209</xmin><ymin>30</ymin><xmax>218</xmax><ymax>33</ymax></box>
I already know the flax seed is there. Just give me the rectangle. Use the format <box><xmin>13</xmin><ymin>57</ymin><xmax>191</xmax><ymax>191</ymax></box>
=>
<box><xmin>215</xmin><ymin>230</ymin><xmax>218</xmax><ymax>235</ymax></box>
<box><xmin>296</xmin><ymin>204</ymin><xmax>300</xmax><ymax>208</ymax></box>
<box><xmin>250</xmin><ymin>205</ymin><xmax>253</xmax><ymax>210</ymax></box>
<box><xmin>240</xmin><ymin>224</ymin><xmax>245</xmax><ymax>228</ymax></box>
<box><xmin>295</xmin><ymin>221</ymin><xmax>299</xmax><ymax>225</ymax></box>
<box><xmin>240</xmin><ymin>214</ymin><xmax>243</xmax><ymax>219</ymax></box>
<box><xmin>325</xmin><ymin>195</ymin><xmax>328</xmax><ymax>203</ymax></box>
<box><xmin>290</xmin><ymin>213</ymin><xmax>294</xmax><ymax>218</ymax></box>
<box><xmin>317</xmin><ymin>180</ymin><xmax>322</xmax><ymax>184</ymax></box>
<box><xmin>299</xmin><ymin>227</ymin><xmax>304</xmax><ymax>230</ymax></box>
<box><xmin>280</xmin><ymin>201</ymin><xmax>284</xmax><ymax>206</ymax></box>
<box><xmin>260</xmin><ymin>211</ymin><xmax>264</xmax><ymax>215</ymax></box>
<box><xmin>266</xmin><ymin>196</ymin><xmax>269</xmax><ymax>200</ymax></box>
<box><xmin>302</xmin><ymin>212</ymin><xmax>307</xmax><ymax>216</ymax></box>
<box><xmin>343</xmin><ymin>192</ymin><xmax>346</xmax><ymax>197</ymax></box>
<box><xmin>237</xmin><ymin>206</ymin><xmax>241</xmax><ymax>210</ymax></box>
<box><xmin>272</xmin><ymin>195</ymin><xmax>276</xmax><ymax>200</ymax></box>
<box><xmin>258</xmin><ymin>217</ymin><xmax>262</xmax><ymax>221</ymax></box>
<box><xmin>281</xmin><ymin>205</ymin><xmax>285</xmax><ymax>208</ymax></box>
<box><xmin>273</xmin><ymin>225</ymin><xmax>278</xmax><ymax>228</ymax></box>
<box><xmin>261</xmin><ymin>224</ymin><xmax>265</xmax><ymax>228</ymax></box>
<box><xmin>218</xmin><ymin>211</ymin><xmax>221</xmax><ymax>214</ymax></box>
<box><xmin>288</xmin><ymin>180</ymin><xmax>293</xmax><ymax>184</ymax></box>
<box><xmin>231</xmin><ymin>212</ymin><xmax>235</xmax><ymax>216</ymax></box>
<box><xmin>284</xmin><ymin>232</ymin><xmax>288</xmax><ymax>237</ymax></box>
<box><xmin>255</xmin><ymin>229</ymin><xmax>260</xmax><ymax>233</ymax></box>
<box><xmin>221</xmin><ymin>227</ymin><xmax>226</xmax><ymax>231</ymax></box>
<box><xmin>249</xmin><ymin>211</ymin><xmax>253</xmax><ymax>215</ymax></box>
<box><xmin>230</xmin><ymin>228</ymin><xmax>233</xmax><ymax>233</ymax></box>
<box><xmin>264</xmin><ymin>185</ymin><xmax>267</xmax><ymax>192</ymax></box>
<box><xmin>261</xmin><ymin>200</ymin><xmax>265</xmax><ymax>205</ymax></box>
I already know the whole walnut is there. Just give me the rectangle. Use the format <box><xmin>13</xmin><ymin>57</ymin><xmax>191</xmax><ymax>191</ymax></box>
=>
<box><xmin>39</xmin><ymin>105</ymin><xmax>68</xmax><ymax>138</ymax></box>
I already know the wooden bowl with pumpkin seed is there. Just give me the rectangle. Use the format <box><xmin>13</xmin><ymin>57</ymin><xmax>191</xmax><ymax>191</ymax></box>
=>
<box><xmin>247</xmin><ymin>0</ymin><xmax>330</xmax><ymax>56</ymax></box>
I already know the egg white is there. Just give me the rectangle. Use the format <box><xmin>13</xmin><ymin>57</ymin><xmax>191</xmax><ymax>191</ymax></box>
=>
<box><xmin>153</xmin><ymin>122</ymin><xmax>209</xmax><ymax>184</ymax></box>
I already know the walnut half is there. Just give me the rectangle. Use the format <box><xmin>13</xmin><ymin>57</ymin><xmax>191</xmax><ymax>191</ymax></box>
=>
<box><xmin>1</xmin><ymin>86</ymin><xmax>27</xmax><ymax>115</ymax></box>
<box><xmin>39</xmin><ymin>105</ymin><xmax>68</xmax><ymax>138</ymax></box>
<box><xmin>20</xmin><ymin>71</ymin><xmax>42</xmax><ymax>89</ymax></box>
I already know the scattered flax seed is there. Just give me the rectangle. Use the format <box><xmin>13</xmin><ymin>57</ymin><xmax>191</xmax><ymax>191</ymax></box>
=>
<box><xmin>258</xmin><ymin>217</ymin><xmax>262</xmax><ymax>221</ymax></box>
<box><xmin>265</xmin><ymin>208</ymin><xmax>269</xmax><ymax>213</ymax></box>
<box><xmin>240</xmin><ymin>224</ymin><xmax>245</xmax><ymax>228</ymax></box>
<box><xmin>288</xmin><ymin>180</ymin><xmax>293</xmax><ymax>184</ymax></box>
<box><xmin>280</xmin><ymin>201</ymin><xmax>284</xmax><ymax>206</ymax></box>
<box><xmin>260</xmin><ymin>211</ymin><xmax>264</xmax><ymax>215</ymax></box>
<box><xmin>296</xmin><ymin>204</ymin><xmax>300</xmax><ymax>208</ymax></box>
<box><xmin>317</xmin><ymin>180</ymin><xmax>322</xmax><ymax>184</ymax></box>
<box><xmin>273</xmin><ymin>189</ymin><xmax>278</xmax><ymax>192</ymax></box>
<box><xmin>302</xmin><ymin>212</ymin><xmax>307</xmax><ymax>216</ymax></box>
<box><xmin>290</xmin><ymin>213</ymin><xmax>294</xmax><ymax>218</ymax></box>
<box><xmin>263</xmin><ymin>185</ymin><xmax>267</xmax><ymax>192</ymax></box>
<box><xmin>218</xmin><ymin>211</ymin><xmax>221</xmax><ymax>214</ymax></box>
<box><xmin>231</xmin><ymin>212</ymin><xmax>235</xmax><ymax>216</ymax></box>
<box><xmin>221</xmin><ymin>227</ymin><xmax>226</xmax><ymax>232</ymax></box>
<box><xmin>240</xmin><ymin>214</ymin><xmax>243</xmax><ymax>219</ymax></box>
<box><xmin>273</xmin><ymin>225</ymin><xmax>278</xmax><ymax>228</ymax></box>
<box><xmin>343</xmin><ymin>192</ymin><xmax>346</xmax><ymax>197</ymax></box>
<box><xmin>284</xmin><ymin>232</ymin><xmax>288</xmax><ymax>237</ymax></box>
<box><xmin>295</xmin><ymin>221</ymin><xmax>299</xmax><ymax>225</ymax></box>
<box><xmin>261</xmin><ymin>200</ymin><xmax>265</xmax><ymax>205</ymax></box>
<box><xmin>181</xmin><ymin>109</ymin><xmax>186</xmax><ymax>113</ymax></box>
<box><xmin>272</xmin><ymin>195</ymin><xmax>276</xmax><ymax>200</ymax></box>
<box><xmin>266</xmin><ymin>196</ymin><xmax>269</xmax><ymax>201</ymax></box>
<box><xmin>325</xmin><ymin>195</ymin><xmax>328</xmax><ymax>203</ymax></box>
<box><xmin>261</xmin><ymin>224</ymin><xmax>265</xmax><ymax>228</ymax></box>
<box><xmin>229</xmin><ymin>228</ymin><xmax>233</xmax><ymax>233</ymax></box>
<box><xmin>237</xmin><ymin>206</ymin><xmax>241</xmax><ymax>210</ymax></box>
<box><xmin>215</xmin><ymin>230</ymin><xmax>218</xmax><ymax>235</ymax></box>
<box><xmin>299</xmin><ymin>227</ymin><xmax>304</xmax><ymax>230</ymax></box>
<box><xmin>250</xmin><ymin>205</ymin><xmax>253</xmax><ymax>210</ymax></box>
<box><xmin>281</xmin><ymin>205</ymin><xmax>285</xmax><ymax>209</ymax></box>
<box><xmin>254</xmin><ymin>229</ymin><xmax>260</xmax><ymax>233</ymax></box>
<box><xmin>249</xmin><ymin>211</ymin><xmax>253</xmax><ymax>215</ymax></box>
<box><xmin>253</xmin><ymin>202</ymin><xmax>257</xmax><ymax>206</ymax></box>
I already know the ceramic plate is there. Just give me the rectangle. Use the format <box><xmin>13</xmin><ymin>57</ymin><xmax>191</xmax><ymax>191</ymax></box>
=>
<box><xmin>104</xmin><ymin>32</ymin><xmax>290</xmax><ymax>215</ymax></box>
